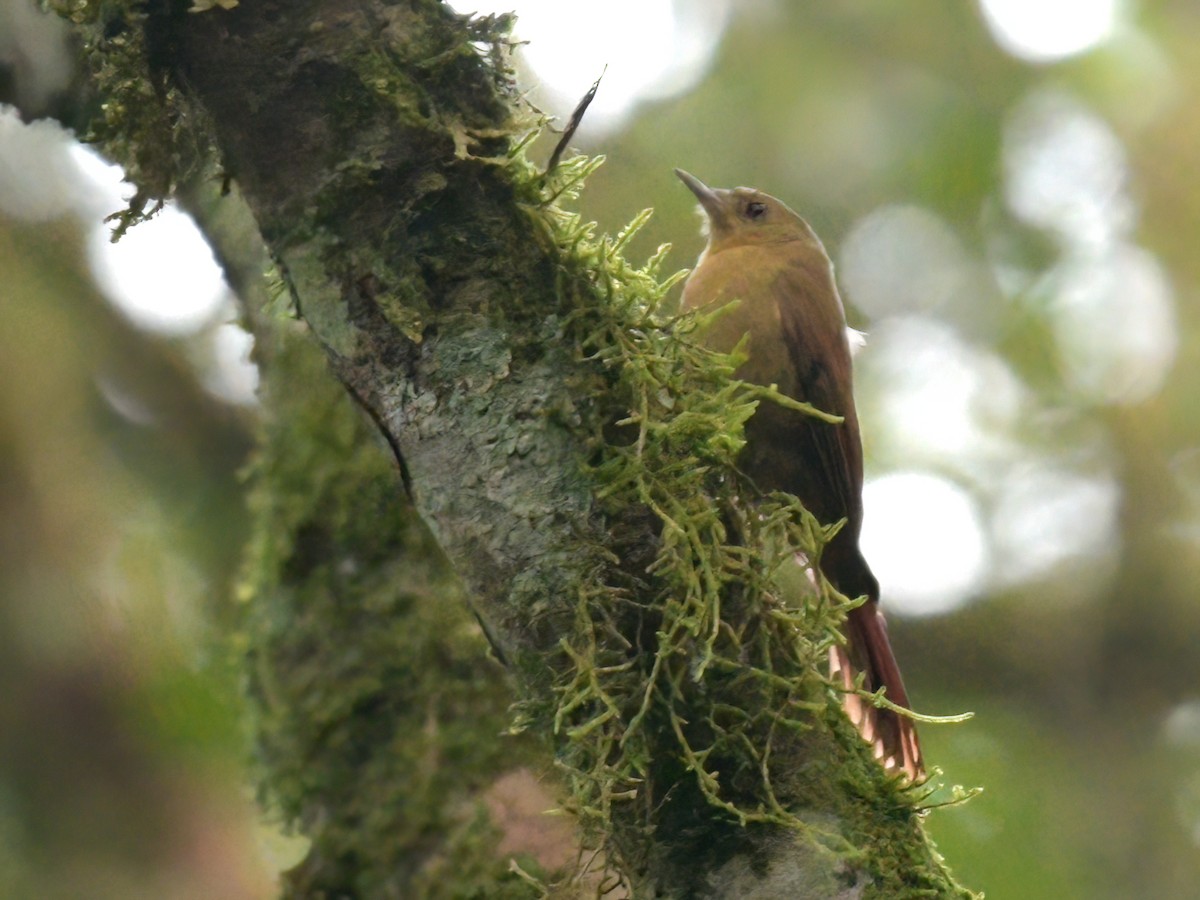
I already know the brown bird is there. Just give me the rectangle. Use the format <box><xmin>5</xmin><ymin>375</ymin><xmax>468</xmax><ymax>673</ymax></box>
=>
<box><xmin>675</xmin><ymin>169</ymin><xmax>923</xmax><ymax>781</ymax></box>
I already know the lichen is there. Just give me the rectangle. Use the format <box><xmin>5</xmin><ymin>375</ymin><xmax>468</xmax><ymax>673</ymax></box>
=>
<box><xmin>239</xmin><ymin>322</ymin><xmax>551</xmax><ymax>898</ymax></box>
<box><xmin>46</xmin><ymin>0</ymin><xmax>978</xmax><ymax>892</ymax></box>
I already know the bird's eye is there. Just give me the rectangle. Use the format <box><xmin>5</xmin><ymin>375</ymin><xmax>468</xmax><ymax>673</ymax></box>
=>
<box><xmin>745</xmin><ymin>201</ymin><xmax>767</xmax><ymax>220</ymax></box>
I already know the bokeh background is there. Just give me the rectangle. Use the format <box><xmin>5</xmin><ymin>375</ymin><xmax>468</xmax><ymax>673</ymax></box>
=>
<box><xmin>3</xmin><ymin>1</ymin><xmax>1199</xmax><ymax>897</ymax></box>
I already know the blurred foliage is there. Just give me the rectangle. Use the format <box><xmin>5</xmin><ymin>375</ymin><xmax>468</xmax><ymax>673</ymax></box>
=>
<box><xmin>4</xmin><ymin>1</ymin><xmax>1200</xmax><ymax>899</ymax></box>
<box><xmin>0</xmin><ymin>214</ymin><xmax>262</xmax><ymax>896</ymax></box>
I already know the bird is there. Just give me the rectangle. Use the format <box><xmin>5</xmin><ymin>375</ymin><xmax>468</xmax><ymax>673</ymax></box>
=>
<box><xmin>674</xmin><ymin>169</ymin><xmax>923</xmax><ymax>781</ymax></box>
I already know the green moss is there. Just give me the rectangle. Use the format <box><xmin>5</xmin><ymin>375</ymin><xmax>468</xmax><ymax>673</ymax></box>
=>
<box><xmin>48</xmin><ymin>0</ymin><xmax>977</xmax><ymax>891</ymax></box>
<box><xmin>282</xmin><ymin>240</ymin><xmax>362</xmax><ymax>357</ymax></box>
<box><xmin>498</xmin><ymin>150</ymin><xmax>978</xmax><ymax>896</ymax></box>
<box><xmin>47</xmin><ymin>0</ymin><xmax>205</xmax><ymax>235</ymax></box>
<box><xmin>239</xmin><ymin>325</ymin><xmax>546</xmax><ymax>898</ymax></box>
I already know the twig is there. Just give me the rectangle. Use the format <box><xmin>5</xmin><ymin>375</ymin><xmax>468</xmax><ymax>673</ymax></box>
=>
<box><xmin>546</xmin><ymin>66</ymin><xmax>606</xmax><ymax>175</ymax></box>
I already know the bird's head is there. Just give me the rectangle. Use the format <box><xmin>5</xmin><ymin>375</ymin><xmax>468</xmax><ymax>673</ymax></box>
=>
<box><xmin>675</xmin><ymin>169</ymin><xmax>821</xmax><ymax>258</ymax></box>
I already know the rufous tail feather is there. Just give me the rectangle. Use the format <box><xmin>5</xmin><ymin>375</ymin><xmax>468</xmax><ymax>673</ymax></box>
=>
<box><xmin>830</xmin><ymin>605</ymin><xmax>924</xmax><ymax>781</ymax></box>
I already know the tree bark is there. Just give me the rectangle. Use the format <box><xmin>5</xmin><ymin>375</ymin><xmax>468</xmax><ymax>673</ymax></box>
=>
<box><xmin>48</xmin><ymin>1</ymin><xmax>974</xmax><ymax>896</ymax></box>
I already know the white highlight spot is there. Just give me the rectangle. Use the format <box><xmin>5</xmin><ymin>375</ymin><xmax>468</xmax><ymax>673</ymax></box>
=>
<box><xmin>448</xmin><ymin>0</ymin><xmax>729</xmax><ymax>130</ymax></box>
<box><xmin>68</xmin><ymin>142</ymin><xmax>135</xmax><ymax>218</ymax></box>
<box><xmin>991</xmin><ymin>465</ymin><xmax>1120</xmax><ymax>585</ymax></box>
<box><xmin>94</xmin><ymin>374</ymin><xmax>158</xmax><ymax>427</ymax></box>
<box><xmin>0</xmin><ymin>108</ymin><xmax>115</xmax><ymax>221</ymax></box>
<box><xmin>1162</xmin><ymin>701</ymin><xmax>1200</xmax><ymax>749</ymax></box>
<box><xmin>1003</xmin><ymin>91</ymin><xmax>1132</xmax><ymax>249</ymax></box>
<box><xmin>204</xmin><ymin>323</ymin><xmax>260</xmax><ymax>406</ymax></box>
<box><xmin>1051</xmin><ymin>244</ymin><xmax>1177</xmax><ymax>405</ymax></box>
<box><xmin>861</xmin><ymin>471</ymin><xmax>989</xmax><ymax>617</ymax></box>
<box><xmin>87</xmin><ymin>204</ymin><xmax>230</xmax><ymax>336</ymax></box>
<box><xmin>979</xmin><ymin>0</ymin><xmax>1118</xmax><ymax>63</ymax></box>
<box><xmin>859</xmin><ymin>316</ymin><xmax>1025</xmax><ymax>472</ymax></box>
<box><xmin>840</xmin><ymin>205</ymin><xmax>970</xmax><ymax>318</ymax></box>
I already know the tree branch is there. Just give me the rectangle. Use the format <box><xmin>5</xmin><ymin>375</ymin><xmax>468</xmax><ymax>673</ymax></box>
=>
<box><xmin>49</xmin><ymin>1</ymin><xmax>975</xmax><ymax>896</ymax></box>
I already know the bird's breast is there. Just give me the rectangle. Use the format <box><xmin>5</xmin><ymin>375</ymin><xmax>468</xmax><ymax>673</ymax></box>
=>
<box><xmin>681</xmin><ymin>245</ymin><xmax>801</xmax><ymax>394</ymax></box>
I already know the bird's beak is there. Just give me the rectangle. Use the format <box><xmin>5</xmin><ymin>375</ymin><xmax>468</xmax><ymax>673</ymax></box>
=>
<box><xmin>675</xmin><ymin>169</ymin><xmax>729</xmax><ymax>228</ymax></box>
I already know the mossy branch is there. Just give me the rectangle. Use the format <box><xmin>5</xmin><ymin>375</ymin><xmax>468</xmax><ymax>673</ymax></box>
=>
<box><xmin>48</xmin><ymin>1</ymin><xmax>977</xmax><ymax>896</ymax></box>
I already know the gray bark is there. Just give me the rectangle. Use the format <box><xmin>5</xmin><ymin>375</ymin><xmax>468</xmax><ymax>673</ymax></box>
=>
<box><xmin>48</xmin><ymin>1</ymin><xmax>974</xmax><ymax>896</ymax></box>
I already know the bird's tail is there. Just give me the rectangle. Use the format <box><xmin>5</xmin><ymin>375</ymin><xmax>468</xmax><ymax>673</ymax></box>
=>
<box><xmin>829</xmin><ymin>603</ymin><xmax>924</xmax><ymax>781</ymax></box>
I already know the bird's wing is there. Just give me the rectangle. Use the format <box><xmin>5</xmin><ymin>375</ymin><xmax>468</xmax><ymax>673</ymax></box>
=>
<box><xmin>770</xmin><ymin>260</ymin><xmax>865</xmax><ymax>531</ymax></box>
<box><xmin>772</xmin><ymin>262</ymin><xmax>924</xmax><ymax>780</ymax></box>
